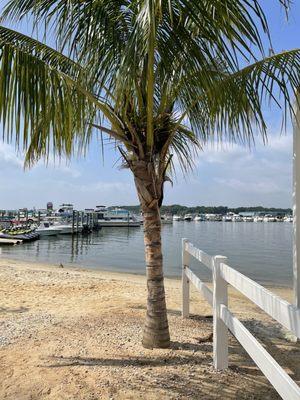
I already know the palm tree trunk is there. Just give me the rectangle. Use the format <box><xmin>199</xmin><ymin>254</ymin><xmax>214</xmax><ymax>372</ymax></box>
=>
<box><xmin>140</xmin><ymin>202</ymin><xmax>170</xmax><ymax>348</ymax></box>
<box><xmin>132</xmin><ymin>160</ymin><xmax>170</xmax><ymax>349</ymax></box>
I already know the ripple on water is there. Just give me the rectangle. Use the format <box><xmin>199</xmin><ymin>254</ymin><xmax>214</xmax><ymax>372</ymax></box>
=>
<box><xmin>0</xmin><ymin>222</ymin><xmax>293</xmax><ymax>286</ymax></box>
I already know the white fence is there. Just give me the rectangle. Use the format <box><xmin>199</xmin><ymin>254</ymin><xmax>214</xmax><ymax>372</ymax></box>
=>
<box><xmin>181</xmin><ymin>238</ymin><xmax>300</xmax><ymax>400</ymax></box>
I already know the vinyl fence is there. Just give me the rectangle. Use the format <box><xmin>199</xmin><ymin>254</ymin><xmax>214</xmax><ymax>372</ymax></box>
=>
<box><xmin>181</xmin><ymin>238</ymin><xmax>300</xmax><ymax>400</ymax></box>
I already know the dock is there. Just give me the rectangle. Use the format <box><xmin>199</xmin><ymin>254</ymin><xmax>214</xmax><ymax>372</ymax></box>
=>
<box><xmin>0</xmin><ymin>237</ymin><xmax>22</xmax><ymax>245</ymax></box>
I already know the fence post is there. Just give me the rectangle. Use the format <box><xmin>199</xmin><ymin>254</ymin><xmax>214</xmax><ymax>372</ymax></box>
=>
<box><xmin>182</xmin><ymin>238</ymin><xmax>190</xmax><ymax>318</ymax></box>
<box><xmin>213</xmin><ymin>255</ymin><xmax>228</xmax><ymax>370</ymax></box>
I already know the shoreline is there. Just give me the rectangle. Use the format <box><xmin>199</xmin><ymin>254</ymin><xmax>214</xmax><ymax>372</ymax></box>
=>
<box><xmin>0</xmin><ymin>255</ymin><xmax>292</xmax><ymax>289</ymax></box>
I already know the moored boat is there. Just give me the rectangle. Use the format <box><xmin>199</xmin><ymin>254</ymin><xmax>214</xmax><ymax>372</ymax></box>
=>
<box><xmin>161</xmin><ymin>215</ymin><xmax>173</xmax><ymax>224</ymax></box>
<box><xmin>194</xmin><ymin>214</ymin><xmax>205</xmax><ymax>221</ymax></box>
<box><xmin>222</xmin><ymin>213</ymin><xmax>234</xmax><ymax>222</ymax></box>
<box><xmin>205</xmin><ymin>213</ymin><xmax>222</xmax><ymax>222</ymax></box>
<box><xmin>263</xmin><ymin>215</ymin><xmax>276</xmax><ymax>222</ymax></box>
<box><xmin>95</xmin><ymin>206</ymin><xmax>141</xmax><ymax>227</ymax></box>
<box><xmin>53</xmin><ymin>223</ymin><xmax>74</xmax><ymax>234</ymax></box>
<box><xmin>0</xmin><ymin>227</ymin><xmax>39</xmax><ymax>242</ymax></box>
<box><xmin>36</xmin><ymin>221</ymin><xmax>61</xmax><ymax>236</ymax></box>
<box><xmin>254</xmin><ymin>216</ymin><xmax>264</xmax><ymax>222</ymax></box>
<box><xmin>173</xmin><ymin>215</ymin><xmax>182</xmax><ymax>221</ymax></box>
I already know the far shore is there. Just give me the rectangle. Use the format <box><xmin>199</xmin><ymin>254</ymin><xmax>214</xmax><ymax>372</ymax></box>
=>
<box><xmin>0</xmin><ymin>257</ymin><xmax>299</xmax><ymax>399</ymax></box>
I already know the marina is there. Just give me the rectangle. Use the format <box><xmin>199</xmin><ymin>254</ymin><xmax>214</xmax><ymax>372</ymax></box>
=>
<box><xmin>0</xmin><ymin>218</ymin><xmax>293</xmax><ymax>287</ymax></box>
<box><xmin>0</xmin><ymin>203</ymin><xmax>143</xmax><ymax>243</ymax></box>
<box><xmin>0</xmin><ymin>203</ymin><xmax>294</xmax><ymax>286</ymax></box>
<box><xmin>1</xmin><ymin>203</ymin><xmax>292</xmax><ymax>245</ymax></box>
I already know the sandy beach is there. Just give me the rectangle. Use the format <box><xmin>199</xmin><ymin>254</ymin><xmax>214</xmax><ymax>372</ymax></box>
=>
<box><xmin>0</xmin><ymin>258</ymin><xmax>299</xmax><ymax>400</ymax></box>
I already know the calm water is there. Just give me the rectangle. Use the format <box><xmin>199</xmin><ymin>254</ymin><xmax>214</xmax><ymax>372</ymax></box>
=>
<box><xmin>0</xmin><ymin>221</ymin><xmax>293</xmax><ymax>286</ymax></box>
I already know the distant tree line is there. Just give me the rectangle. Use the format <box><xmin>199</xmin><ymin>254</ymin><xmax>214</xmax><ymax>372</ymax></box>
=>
<box><xmin>116</xmin><ymin>205</ymin><xmax>292</xmax><ymax>216</ymax></box>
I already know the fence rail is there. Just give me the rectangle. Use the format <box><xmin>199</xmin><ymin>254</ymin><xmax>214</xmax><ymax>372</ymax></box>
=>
<box><xmin>181</xmin><ymin>238</ymin><xmax>300</xmax><ymax>400</ymax></box>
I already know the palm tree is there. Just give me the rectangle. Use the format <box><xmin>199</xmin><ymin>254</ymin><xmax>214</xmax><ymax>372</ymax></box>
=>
<box><xmin>0</xmin><ymin>0</ymin><xmax>299</xmax><ymax>348</ymax></box>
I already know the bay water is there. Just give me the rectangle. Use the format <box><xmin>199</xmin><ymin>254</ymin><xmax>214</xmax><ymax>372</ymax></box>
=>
<box><xmin>0</xmin><ymin>221</ymin><xmax>293</xmax><ymax>287</ymax></box>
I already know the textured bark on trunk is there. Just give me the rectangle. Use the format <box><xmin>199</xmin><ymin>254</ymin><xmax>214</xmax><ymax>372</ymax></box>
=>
<box><xmin>141</xmin><ymin>203</ymin><xmax>170</xmax><ymax>348</ymax></box>
<box><xmin>132</xmin><ymin>160</ymin><xmax>170</xmax><ymax>349</ymax></box>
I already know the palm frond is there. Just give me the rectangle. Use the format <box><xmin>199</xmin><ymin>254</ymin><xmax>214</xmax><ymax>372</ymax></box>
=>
<box><xmin>176</xmin><ymin>49</ymin><xmax>300</xmax><ymax>146</ymax></box>
<box><xmin>0</xmin><ymin>0</ymin><xmax>298</xmax><ymax>175</ymax></box>
<box><xmin>0</xmin><ymin>26</ymin><xmax>135</xmax><ymax>166</ymax></box>
<box><xmin>169</xmin><ymin>124</ymin><xmax>201</xmax><ymax>174</ymax></box>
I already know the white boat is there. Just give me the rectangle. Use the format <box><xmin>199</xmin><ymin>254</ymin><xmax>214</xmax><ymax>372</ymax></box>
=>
<box><xmin>194</xmin><ymin>214</ymin><xmax>205</xmax><ymax>221</ymax></box>
<box><xmin>254</xmin><ymin>216</ymin><xmax>264</xmax><ymax>222</ymax></box>
<box><xmin>205</xmin><ymin>213</ymin><xmax>222</xmax><ymax>222</ymax></box>
<box><xmin>243</xmin><ymin>216</ymin><xmax>254</xmax><ymax>222</ymax></box>
<box><xmin>53</xmin><ymin>222</ymin><xmax>83</xmax><ymax>234</ymax></box>
<box><xmin>54</xmin><ymin>224</ymin><xmax>73</xmax><ymax>235</ymax></box>
<box><xmin>284</xmin><ymin>215</ymin><xmax>293</xmax><ymax>222</ymax></box>
<box><xmin>36</xmin><ymin>221</ymin><xmax>61</xmax><ymax>236</ymax></box>
<box><xmin>95</xmin><ymin>206</ymin><xmax>141</xmax><ymax>227</ymax></box>
<box><xmin>161</xmin><ymin>216</ymin><xmax>173</xmax><ymax>224</ymax></box>
<box><xmin>184</xmin><ymin>214</ymin><xmax>193</xmax><ymax>221</ymax></box>
<box><xmin>55</xmin><ymin>203</ymin><xmax>74</xmax><ymax>217</ymax></box>
<box><xmin>263</xmin><ymin>215</ymin><xmax>276</xmax><ymax>222</ymax></box>
<box><xmin>173</xmin><ymin>215</ymin><xmax>182</xmax><ymax>221</ymax></box>
<box><xmin>232</xmin><ymin>214</ymin><xmax>242</xmax><ymax>222</ymax></box>
<box><xmin>222</xmin><ymin>213</ymin><xmax>233</xmax><ymax>222</ymax></box>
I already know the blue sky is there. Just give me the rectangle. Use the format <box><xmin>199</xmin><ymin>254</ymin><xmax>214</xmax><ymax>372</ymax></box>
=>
<box><xmin>0</xmin><ymin>2</ymin><xmax>299</xmax><ymax>210</ymax></box>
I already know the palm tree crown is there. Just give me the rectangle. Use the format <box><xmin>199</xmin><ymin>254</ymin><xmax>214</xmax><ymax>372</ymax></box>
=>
<box><xmin>0</xmin><ymin>0</ymin><xmax>299</xmax><ymax>347</ymax></box>
<box><xmin>0</xmin><ymin>1</ymin><xmax>298</xmax><ymax>171</ymax></box>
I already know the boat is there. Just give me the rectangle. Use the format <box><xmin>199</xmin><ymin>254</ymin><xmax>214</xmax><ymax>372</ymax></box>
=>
<box><xmin>184</xmin><ymin>214</ymin><xmax>193</xmax><ymax>221</ymax></box>
<box><xmin>161</xmin><ymin>215</ymin><xmax>173</xmax><ymax>224</ymax></box>
<box><xmin>243</xmin><ymin>216</ymin><xmax>254</xmax><ymax>222</ymax></box>
<box><xmin>222</xmin><ymin>213</ymin><xmax>234</xmax><ymax>222</ymax></box>
<box><xmin>55</xmin><ymin>203</ymin><xmax>74</xmax><ymax>217</ymax></box>
<box><xmin>284</xmin><ymin>215</ymin><xmax>293</xmax><ymax>222</ymax></box>
<box><xmin>232</xmin><ymin>214</ymin><xmax>243</xmax><ymax>222</ymax></box>
<box><xmin>0</xmin><ymin>227</ymin><xmax>39</xmax><ymax>242</ymax></box>
<box><xmin>36</xmin><ymin>221</ymin><xmax>61</xmax><ymax>236</ymax></box>
<box><xmin>0</xmin><ymin>232</ymin><xmax>39</xmax><ymax>242</ymax></box>
<box><xmin>194</xmin><ymin>214</ymin><xmax>206</xmax><ymax>221</ymax></box>
<box><xmin>173</xmin><ymin>215</ymin><xmax>182</xmax><ymax>221</ymax></box>
<box><xmin>205</xmin><ymin>214</ymin><xmax>222</xmax><ymax>222</ymax></box>
<box><xmin>253</xmin><ymin>216</ymin><xmax>264</xmax><ymax>222</ymax></box>
<box><xmin>263</xmin><ymin>215</ymin><xmax>276</xmax><ymax>222</ymax></box>
<box><xmin>95</xmin><ymin>206</ymin><xmax>141</xmax><ymax>227</ymax></box>
<box><xmin>53</xmin><ymin>223</ymin><xmax>74</xmax><ymax>234</ymax></box>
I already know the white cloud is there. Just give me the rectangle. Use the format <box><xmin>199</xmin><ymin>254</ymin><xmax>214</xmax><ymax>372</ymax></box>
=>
<box><xmin>214</xmin><ymin>178</ymin><xmax>282</xmax><ymax>195</ymax></box>
<box><xmin>266</xmin><ymin>134</ymin><xmax>292</xmax><ymax>152</ymax></box>
<box><xmin>34</xmin><ymin>156</ymin><xmax>82</xmax><ymax>178</ymax></box>
<box><xmin>164</xmin><ymin>133</ymin><xmax>293</xmax><ymax>207</ymax></box>
<box><xmin>198</xmin><ymin>142</ymin><xmax>250</xmax><ymax>165</ymax></box>
<box><xmin>0</xmin><ymin>133</ymin><xmax>294</xmax><ymax>209</ymax></box>
<box><xmin>0</xmin><ymin>142</ymin><xmax>23</xmax><ymax>168</ymax></box>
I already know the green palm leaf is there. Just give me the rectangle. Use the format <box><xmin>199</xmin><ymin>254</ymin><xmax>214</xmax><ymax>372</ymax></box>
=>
<box><xmin>0</xmin><ymin>0</ymin><xmax>299</xmax><ymax>350</ymax></box>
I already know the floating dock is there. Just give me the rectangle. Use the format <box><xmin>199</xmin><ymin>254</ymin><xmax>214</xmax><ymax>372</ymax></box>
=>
<box><xmin>0</xmin><ymin>237</ymin><xmax>22</xmax><ymax>245</ymax></box>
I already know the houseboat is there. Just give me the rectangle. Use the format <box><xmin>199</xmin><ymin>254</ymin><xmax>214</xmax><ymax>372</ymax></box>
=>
<box><xmin>95</xmin><ymin>206</ymin><xmax>141</xmax><ymax>227</ymax></box>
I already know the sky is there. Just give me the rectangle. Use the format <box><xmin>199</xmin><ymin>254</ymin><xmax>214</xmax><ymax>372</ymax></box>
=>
<box><xmin>0</xmin><ymin>1</ymin><xmax>300</xmax><ymax>210</ymax></box>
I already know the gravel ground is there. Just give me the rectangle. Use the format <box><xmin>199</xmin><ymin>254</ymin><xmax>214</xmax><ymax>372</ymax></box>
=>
<box><xmin>0</xmin><ymin>258</ymin><xmax>299</xmax><ymax>400</ymax></box>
